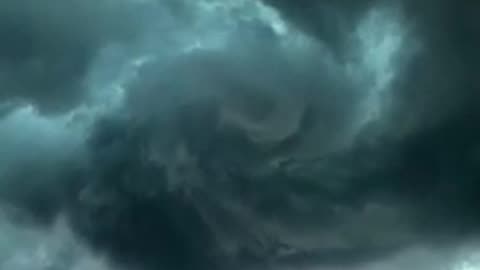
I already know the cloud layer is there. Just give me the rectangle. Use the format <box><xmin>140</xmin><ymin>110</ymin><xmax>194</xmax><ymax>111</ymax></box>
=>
<box><xmin>0</xmin><ymin>0</ymin><xmax>479</xmax><ymax>270</ymax></box>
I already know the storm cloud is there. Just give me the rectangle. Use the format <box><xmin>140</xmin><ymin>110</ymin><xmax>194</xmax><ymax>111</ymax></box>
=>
<box><xmin>1</xmin><ymin>0</ymin><xmax>479</xmax><ymax>270</ymax></box>
<box><xmin>0</xmin><ymin>0</ymin><xmax>161</xmax><ymax>115</ymax></box>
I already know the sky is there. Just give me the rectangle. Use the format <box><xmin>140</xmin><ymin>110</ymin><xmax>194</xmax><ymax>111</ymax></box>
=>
<box><xmin>0</xmin><ymin>0</ymin><xmax>479</xmax><ymax>269</ymax></box>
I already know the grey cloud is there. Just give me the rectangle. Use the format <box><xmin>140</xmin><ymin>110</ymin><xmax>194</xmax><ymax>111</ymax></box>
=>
<box><xmin>0</xmin><ymin>107</ymin><xmax>87</xmax><ymax>223</ymax></box>
<box><xmin>261</xmin><ymin>0</ymin><xmax>378</xmax><ymax>57</ymax></box>
<box><xmin>1</xmin><ymin>1</ymin><xmax>479</xmax><ymax>270</ymax></box>
<box><xmin>262</xmin><ymin>0</ymin><xmax>480</xmax><ymax>137</ymax></box>
<box><xmin>0</xmin><ymin>206</ymin><xmax>119</xmax><ymax>270</ymax></box>
<box><xmin>63</xmin><ymin>10</ymin><xmax>378</xmax><ymax>268</ymax></box>
<box><xmin>0</xmin><ymin>0</ymin><xmax>157</xmax><ymax>115</ymax></box>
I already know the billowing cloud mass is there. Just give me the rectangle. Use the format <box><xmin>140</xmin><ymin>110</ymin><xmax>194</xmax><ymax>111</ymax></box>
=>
<box><xmin>0</xmin><ymin>0</ymin><xmax>479</xmax><ymax>270</ymax></box>
<box><xmin>0</xmin><ymin>0</ymin><xmax>161</xmax><ymax>114</ymax></box>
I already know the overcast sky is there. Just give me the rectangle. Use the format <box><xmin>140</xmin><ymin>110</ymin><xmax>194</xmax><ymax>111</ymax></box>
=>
<box><xmin>0</xmin><ymin>0</ymin><xmax>479</xmax><ymax>269</ymax></box>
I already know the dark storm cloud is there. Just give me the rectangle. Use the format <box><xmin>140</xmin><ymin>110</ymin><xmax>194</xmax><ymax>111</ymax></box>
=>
<box><xmin>262</xmin><ymin>0</ymin><xmax>480</xmax><ymax>135</ymax></box>
<box><xmin>255</xmin><ymin>0</ymin><xmax>480</xmax><ymax>245</ymax></box>
<box><xmin>65</xmin><ymin>17</ymin><xmax>369</xmax><ymax>269</ymax></box>
<box><xmin>1</xmin><ymin>0</ymin><xmax>480</xmax><ymax>270</ymax></box>
<box><xmin>261</xmin><ymin>0</ymin><xmax>378</xmax><ymax>57</ymax></box>
<box><xmin>245</xmin><ymin>0</ymin><xmax>480</xmax><ymax>265</ymax></box>
<box><xmin>80</xmin><ymin>1</ymin><xmax>480</xmax><ymax>269</ymax></box>
<box><xmin>0</xmin><ymin>108</ymin><xmax>87</xmax><ymax>225</ymax></box>
<box><xmin>0</xmin><ymin>0</ymin><xmax>157</xmax><ymax>115</ymax></box>
<box><xmin>58</xmin><ymin>14</ymin><xmax>446</xmax><ymax>269</ymax></box>
<box><xmin>384</xmin><ymin>0</ymin><xmax>480</xmax><ymax>136</ymax></box>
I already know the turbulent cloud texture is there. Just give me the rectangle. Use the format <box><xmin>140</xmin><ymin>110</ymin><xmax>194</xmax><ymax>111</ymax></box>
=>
<box><xmin>0</xmin><ymin>0</ymin><xmax>479</xmax><ymax>270</ymax></box>
<box><xmin>0</xmin><ymin>0</ymin><xmax>157</xmax><ymax>114</ymax></box>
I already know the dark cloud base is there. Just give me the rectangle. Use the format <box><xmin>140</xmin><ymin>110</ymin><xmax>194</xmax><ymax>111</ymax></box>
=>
<box><xmin>1</xmin><ymin>0</ymin><xmax>479</xmax><ymax>270</ymax></box>
<box><xmin>0</xmin><ymin>0</ymin><xmax>152</xmax><ymax>115</ymax></box>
